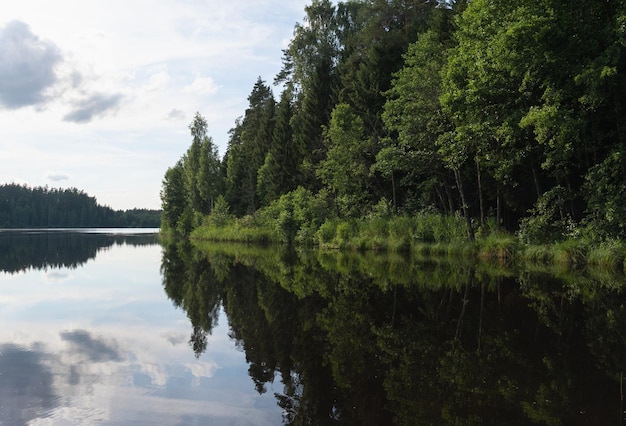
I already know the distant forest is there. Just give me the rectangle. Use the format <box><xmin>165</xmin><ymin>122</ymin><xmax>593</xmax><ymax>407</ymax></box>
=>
<box><xmin>162</xmin><ymin>0</ymin><xmax>626</xmax><ymax>244</ymax></box>
<box><xmin>0</xmin><ymin>183</ymin><xmax>161</xmax><ymax>228</ymax></box>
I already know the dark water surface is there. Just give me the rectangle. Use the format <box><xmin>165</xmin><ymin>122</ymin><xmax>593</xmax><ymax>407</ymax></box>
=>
<box><xmin>0</xmin><ymin>229</ymin><xmax>281</xmax><ymax>425</ymax></box>
<box><xmin>163</xmin><ymin>240</ymin><xmax>626</xmax><ymax>426</ymax></box>
<box><xmin>2</xmin><ymin>230</ymin><xmax>626</xmax><ymax>425</ymax></box>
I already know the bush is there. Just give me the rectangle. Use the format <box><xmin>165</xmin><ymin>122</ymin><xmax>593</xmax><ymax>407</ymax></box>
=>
<box><xmin>517</xmin><ymin>186</ymin><xmax>578</xmax><ymax>245</ymax></box>
<box><xmin>317</xmin><ymin>219</ymin><xmax>339</xmax><ymax>246</ymax></box>
<box><xmin>335</xmin><ymin>220</ymin><xmax>357</xmax><ymax>248</ymax></box>
<box><xmin>207</xmin><ymin>195</ymin><xmax>233</xmax><ymax>228</ymax></box>
<box><xmin>277</xmin><ymin>193</ymin><xmax>299</xmax><ymax>245</ymax></box>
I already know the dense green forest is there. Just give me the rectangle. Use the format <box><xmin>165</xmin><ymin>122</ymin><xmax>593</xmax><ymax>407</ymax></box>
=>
<box><xmin>0</xmin><ymin>184</ymin><xmax>161</xmax><ymax>228</ymax></box>
<box><xmin>161</xmin><ymin>0</ymin><xmax>626</xmax><ymax>247</ymax></box>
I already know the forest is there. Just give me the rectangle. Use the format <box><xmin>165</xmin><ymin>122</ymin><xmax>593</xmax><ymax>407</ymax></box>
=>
<box><xmin>161</xmin><ymin>0</ymin><xmax>626</xmax><ymax>250</ymax></box>
<box><xmin>0</xmin><ymin>183</ymin><xmax>161</xmax><ymax>228</ymax></box>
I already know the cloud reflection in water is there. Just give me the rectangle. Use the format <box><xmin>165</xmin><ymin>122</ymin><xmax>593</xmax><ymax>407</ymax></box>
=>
<box><xmin>0</xmin><ymin>231</ymin><xmax>281</xmax><ymax>425</ymax></box>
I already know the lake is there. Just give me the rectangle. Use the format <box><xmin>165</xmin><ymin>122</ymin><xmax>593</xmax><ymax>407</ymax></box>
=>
<box><xmin>1</xmin><ymin>230</ymin><xmax>625</xmax><ymax>425</ymax></box>
<box><xmin>0</xmin><ymin>229</ymin><xmax>282</xmax><ymax>425</ymax></box>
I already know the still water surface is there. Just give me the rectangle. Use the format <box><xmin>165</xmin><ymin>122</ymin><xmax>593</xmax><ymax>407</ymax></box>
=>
<box><xmin>2</xmin><ymin>229</ymin><xmax>626</xmax><ymax>425</ymax></box>
<box><xmin>162</xmin><ymin>239</ymin><xmax>626</xmax><ymax>425</ymax></box>
<box><xmin>0</xmin><ymin>229</ymin><xmax>282</xmax><ymax>425</ymax></box>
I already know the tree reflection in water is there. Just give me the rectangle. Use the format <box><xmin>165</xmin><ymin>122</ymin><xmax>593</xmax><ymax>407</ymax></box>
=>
<box><xmin>0</xmin><ymin>229</ymin><xmax>158</xmax><ymax>273</ymax></box>
<box><xmin>161</xmin><ymin>240</ymin><xmax>626</xmax><ymax>425</ymax></box>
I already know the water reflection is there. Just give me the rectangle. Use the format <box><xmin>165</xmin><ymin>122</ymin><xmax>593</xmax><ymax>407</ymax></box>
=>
<box><xmin>161</xmin><ymin>241</ymin><xmax>626</xmax><ymax>425</ymax></box>
<box><xmin>0</xmin><ymin>228</ymin><xmax>158</xmax><ymax>273</ymax></box>
<box><xmin>0</xmin><ymin>230</ymin><xmax>281</xmax><ymax>425</ymax></box>
<box><xmin>0</xmin><ymin>343</ymin><xmax>57</xmax><ymax>425</ymax></box>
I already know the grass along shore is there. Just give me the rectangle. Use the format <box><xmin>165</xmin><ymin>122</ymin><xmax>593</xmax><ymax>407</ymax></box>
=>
<box><xmin>182</xmin><ymin>212</ymin><xmax>626</xmax><ymax>273</ymax></box>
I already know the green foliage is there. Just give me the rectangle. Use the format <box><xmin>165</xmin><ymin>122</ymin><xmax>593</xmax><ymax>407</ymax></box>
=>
<box><xmin>413</xmin><ymin>211</ymin><xmax>468</xmax><ymax>244</ymax></box>
<box><xmin>316</xmin><ymin>219</ymin><xmax>339</xmax><ymax>246</ymax></box>
<box><xmin>387</xmin><ymin>215</ymin><xmax>414</xmax><ymax>250</ymax></box>
<box><xmin>334</xmin><ymin>220</ymin><xmax>359</xmax><ymax>248</ymax></box>
<box><xmin>277</xmin><ymin>193</ymin><xmax>299</xmax><ymax>246</ymax></box>
<box><xmin>520</xmin><ymin>238</ymin><xmax>589</xmax><ymax>269</ymax></box>
<box><xmin>207</xmin><ymin>195</ymin><xmax>233</xmax><ymax>228</ymax></box>
<box><xmin>260</xmin><ymin>187</ymin><xmax>333</xmax><ymax>246</ymax></box>
<box><xmin>517</xmin><ymin>187</ymin><xmax>575</xmax><ymax>245</ymax></box>
<box><xmin>162</xmin><ymin>0</ymin><xmax>626</xmax><ymax>251</ymax></box>
<box><xmin>587</xmin><ymin>240</ymin><xmax>626</xmax><ymax>271</ymax></box>
<box><xmin>226</xmin><ymin>79</ymin><xmax>275</xmax><ymax>216</ymax></box>
<box><xmin>582</xmin><ymin>151</ymin><xmax>626</xmax><ymax>240</ymax></box>
<box><xmin>192</xmin><ymin>215</ymin><xmax>278</xmax><ymax>244</ymax></box>
<box><xmin>476</xmin><ymin>230</ymin><xmax>518</xmax><ymax>261</ymax></box>
<box><xmin>176</xmin><ymin>206</ymin><xmax>195</xmax><ymax>236</ymax></box>
<box><xmin>186</xmin><ymin>112</ymin><xmax>221</xmax><ymax>215</ymax></box>
<box><xmin>160</xmin><ymin>113</ymin><xmax>225</xmax><ymax>235</ymax></box>
<box><xmin>0</xmin><ymin>183</ymin><xmax>160</xmax><ymax>228</ymax></box>
<box><xmin>161</xmin><ymin>160</ymin><xmax>187</xmax><ymax>230</ymax></box>
<box><xmin>317</xmin><ymin>103</ymin><xmax>374</xmax><ymax>217</ymax></box>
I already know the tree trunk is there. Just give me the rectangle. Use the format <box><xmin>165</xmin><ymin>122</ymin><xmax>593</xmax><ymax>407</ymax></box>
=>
<box><xmin>454</xmin><ymin>168</ymin><xmax>474</xmax><ymax>241</ymax></box>
<box><xmin>435</xmin><ymin>185</ymin><xmax>446</xmax><ymax>214</ymax></box>
<box><xmin>391</xmin><ymin>171</ymin><xmax>397</xmax><ymax>214</ymax></box>
<box><xmin>496</xmin><ymin>186</ymin><xmax>501</xmax><ymax>228</ymax></box>
<box><xmin>444</xmin><ymin>177</ymin><xmax>455</xmax><ymax>213</ymax></box>
<box><xmin>614</xmin><ymin>93</ymin><xmax>626</xmax><ymax>176</ymax></box>
<box><xmin>476</xmin><ymin>157</ymin><xmax>485</xmax><ymax>227</ymax></box>
<box><xmin>531</xmin><ymin>165</ymin><xmax>542</xmax><ymax>200</ymax></box>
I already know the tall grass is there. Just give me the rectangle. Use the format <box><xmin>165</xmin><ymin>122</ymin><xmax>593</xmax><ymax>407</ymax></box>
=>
<box><xmin>413</xmin><ymin>212</ymin><xmax>468</xmax><ymax>243</ymax></box>
<box><xmin>587</xmin><ymin>240</ymin><xmax>626</xmax><ymax>271</ymax></box>
<box><xmin>191</xmin><ymin>214</ymin><xmax>280</xmax><ymax>244</ymax></box>
<box><xmin>313</xmin><ymin>213</ymin><xmax>472</xmax><ymax>252</ymax></box>
<box><xmin>190</xmin><ymin>209</ymin><xmax>626</xmax><ymax>273</ymax></box>
<box><xmin>476</xmin><ymin>231</ymin><xmax>518</xmax><ymax>262</ymax></box>
<box><xmin>520</xmin><ymin>239</ymin><xmax>590</xmax><ymax>271</ymax></box>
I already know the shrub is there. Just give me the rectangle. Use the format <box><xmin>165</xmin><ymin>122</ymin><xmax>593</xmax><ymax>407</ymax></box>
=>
<box><xmin>207</xmin><ymin>195</ymin><xmax>233</xmax><ymax>228</ymax></box>
<box><xmin>277</xmin><ymin>193</ymin><xmax>299</xmax><ymax>245</ymax></box>
<box><xmin>334</xmin><ymin>220</ymin><xmax>357</xmax><ymax>248</ymax></box>
<box><xmin>317</xmin><ymin>219</ymin><xmax>339</xmax><ymax>246</ymax></box>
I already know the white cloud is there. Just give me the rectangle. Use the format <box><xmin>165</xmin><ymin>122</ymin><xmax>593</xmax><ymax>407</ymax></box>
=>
<box><xmin>144</xmin><ymin>70</ymin><xmax>171</xmax><ymax>92</ymax></box>
<box><xmin>0</xmin><ymin>0</ymin><xmax>311</xmax><ymax>209</ymax></box>
<box><xmin>185</xmin><ymin>76</ymin><xmax>220</xmax><ymax>95</ymax></box>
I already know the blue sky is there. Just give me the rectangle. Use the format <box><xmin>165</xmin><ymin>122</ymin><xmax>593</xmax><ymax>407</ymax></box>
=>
<box><xmin>0</xmin><ymin>0</ymin><xmax>309</xmax><ymax>210</ymax></box>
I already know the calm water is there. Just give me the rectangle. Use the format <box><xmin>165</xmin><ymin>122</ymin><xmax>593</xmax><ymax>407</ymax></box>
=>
<box><xmin>164</xmin><ymin>240</ymin><xmax>626</xmax><ymax>426</ymax></box>
<box><xmin>2</xmin><ymin>230</ymin><xmax>626</xmax><ymax>425</ymax></box>
<box><xmin>0</xmin><ymin>229</ymin><xmax>282</xmax><ymax>425</ymax></box>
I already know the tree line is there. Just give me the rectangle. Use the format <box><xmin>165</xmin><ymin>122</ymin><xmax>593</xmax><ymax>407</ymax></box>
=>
<box><xmin>162</xmin><ymin>0</ymin><xmax>626</xmax><ymax>244</ymax></box>
<box><xmin>0</xmin><ymin>183</ymin><xmax>161</xmax><ymax>228</ymax></box>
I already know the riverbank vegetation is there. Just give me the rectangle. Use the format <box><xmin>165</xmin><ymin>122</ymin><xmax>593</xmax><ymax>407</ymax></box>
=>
<box><xmin>161</xmin><ymin>0</ymin><xmax>626</xmax><ymax>269</ymax></box>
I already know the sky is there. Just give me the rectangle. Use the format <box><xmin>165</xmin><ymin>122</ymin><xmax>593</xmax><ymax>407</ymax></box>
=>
<box><xmin>0</xmin><ymin>0</ymin><xmax>309</xmax><ymax>210</ymax></box>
